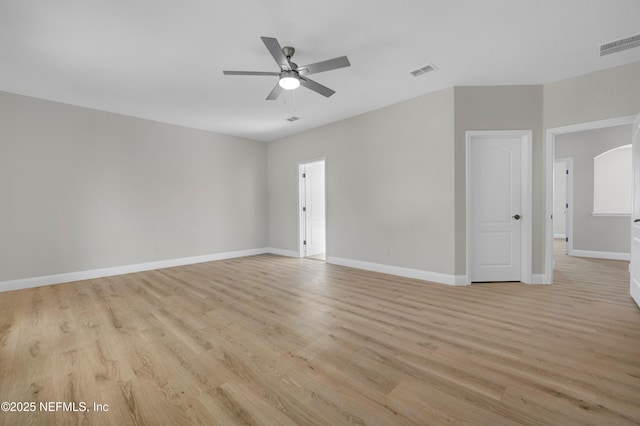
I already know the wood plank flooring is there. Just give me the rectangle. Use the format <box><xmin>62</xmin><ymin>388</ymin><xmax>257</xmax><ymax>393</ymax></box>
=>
<box><xmin>1</xmin><ymin>242</ymin><xmax>639</xmax><ymax>425</ymax></box>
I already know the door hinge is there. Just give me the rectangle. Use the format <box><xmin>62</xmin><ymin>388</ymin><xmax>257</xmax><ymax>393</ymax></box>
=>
<box><xmin>566</xmin><ymin>237</ymin><xmax>569</xmax><ymax>242</ymax></box>
<box><xmin>566</xmin><ymin>169</ymin><xmax>569</xmax><ymax>175</ymax></box>
<box><xmin>302</xmin><ymin>206</ymin><xmax>306</xmax><ymax>212</ymax></box>
<box><xmin>303</xmin><ymin>240</ymin><xmax>307</xmax><ymax>245</ymax></box>
<box><xmin>566</xmin><ymin>203</ymin><xmax>569</xmax><ymax>208</ymax></box>
<box><xmin>302</xmin><ymin>173</ymin><xmax>306</xmax><ymax>178</ymax></box>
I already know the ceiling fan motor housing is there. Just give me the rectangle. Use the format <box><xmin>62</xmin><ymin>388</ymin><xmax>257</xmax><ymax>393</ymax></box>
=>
<box><xmin>282</xmin><ymin>46</ymin><xmax>295</xmax><ymax>59</ymax></box>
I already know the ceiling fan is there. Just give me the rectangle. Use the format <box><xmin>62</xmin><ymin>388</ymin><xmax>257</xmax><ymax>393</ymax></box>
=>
<box><xmin>223</xmin><ymin>36</ymin><xmax>351</xmax><ymax>100</ymax></box>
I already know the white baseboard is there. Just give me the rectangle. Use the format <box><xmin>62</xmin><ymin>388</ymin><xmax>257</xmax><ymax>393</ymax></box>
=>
<box><xmin>527</xmin><ymin>274</ymin><xmax>550</xmax><ymax>285</ymax></box>
<box><xmin>454</xmin><ymin>275</ymin><xmax>470</xmax><ymax>286</ymax></box>
<box><xmin>0</xmin><ymin>248</ymin><xmax>269</xmax><ymax>293</ymax></box>
<box><xmin>326</xmin><ymin>256</ymin><xmax>468</xmax><ymax>286</ymax></box>
<box><xmin>553</xmin><ymin>233</ymin><xmax>566</xmax><ymax>239</ymax></box>
<box><xmin>570</xmin><ymin>249</ymin><xmax>630</xmax><ymax>261</ymax></box>
<box><xmin>266</xmin><ymin>247</ymin><xmax>300</xmax><ymax>258</ymax></box>
<box><xmin>1</xmin><ymin>248</ymin><xmax>544</xmax><ymax>293</ymax></box>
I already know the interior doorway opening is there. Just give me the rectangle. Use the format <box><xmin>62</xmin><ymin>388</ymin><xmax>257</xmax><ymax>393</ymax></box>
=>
<box><xmin>545</xmin><ymin>115</ymin><xmax>636</xmax><ymax>284</ymax></box>
<box><xmin>299</xmin><ymin>159</ymin><xmax>326</xmax><ymax>260</ymax></box>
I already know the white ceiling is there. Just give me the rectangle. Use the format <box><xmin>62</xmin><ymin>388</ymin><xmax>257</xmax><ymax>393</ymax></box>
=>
<box><xmin>1</xmin><ymin>1</ymin><xmax>639</xmax><ymax>142</ymax></box>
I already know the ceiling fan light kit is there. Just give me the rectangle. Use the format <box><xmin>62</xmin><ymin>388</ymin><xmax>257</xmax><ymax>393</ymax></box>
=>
<box><xmin>223</xmin><ymin>36</ymin><xmax>350</xmax><ymax>100</ymax></box>
<box><xmin>278</xmin><ymin>71</ymin><xmax>300</xmax><ymax>90</ymax></box>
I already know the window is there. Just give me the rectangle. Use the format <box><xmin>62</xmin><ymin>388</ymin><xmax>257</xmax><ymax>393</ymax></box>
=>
<box><xmin>593</xmin><ymin>144</ymin><xmax>632</xmax><ymax>215</ymax></box>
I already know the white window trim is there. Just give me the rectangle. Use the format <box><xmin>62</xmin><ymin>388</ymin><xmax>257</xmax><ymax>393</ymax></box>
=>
<box><xmin>593</xmin><ymin>143</ymin><xmax>632</xmax><ymax>215</ymax></box>
<box><xmin>591</xmin><ymin>212</ymin><xmax>631</xmax><ymax>217</ymax></box>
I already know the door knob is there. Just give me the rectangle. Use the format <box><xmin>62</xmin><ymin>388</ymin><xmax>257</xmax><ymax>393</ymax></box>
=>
<box><xmin>513</xmin><ymin>214</ymin><xmax>521</xmax><ymax>220</ymax></box>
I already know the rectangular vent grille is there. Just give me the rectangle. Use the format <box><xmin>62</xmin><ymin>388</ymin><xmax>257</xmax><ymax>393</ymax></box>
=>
<box><xmin>286</xmin><ymin>116</ymin><xmax>300</xmax><ymax>122</ymax></box>
<box><xmin>410</xmin><ymin>64</ymin><xmax>437</xmax><ymax>77</ymax></box>
<box><xmin>600</xmin><ymin>33</ymin><xmax>640</xmax><ymax>56</ymax></box>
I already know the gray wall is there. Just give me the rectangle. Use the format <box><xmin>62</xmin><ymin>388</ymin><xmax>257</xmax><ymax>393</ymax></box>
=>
<box><xmin>555</xmin><ymin>125</ymin><xmax>631</xmax><ymax>253</ymax></box>
<box><xmin>3</xmin><ymin>61</ymin><xmax>639</xmax><ymax>284</ymax></box>
<box><xmin>0</xmin><ymin>91</ymin><xmax>267</xmax><ymax>281</ymax></box>
<box><xmin>544</xmin><ymin>62</ymin><xmax>640</xmax><ymax>130</ymax></box>
<box><xmin>543</xmin><ymin>61</ymin><xmax>640</xmax><ymax>267</ymax></box>
<box><xmin>454</xmin><ymin>86</ymin><xmax>544</xmax><ymax>275</ymax></box>
<box><xmin>268</xmin><ymin>88</ymin><xmax>456</xmax><ymax>275</ymax></box>
<box><xmin>269</xmin><ymin>72</ymin><xmax>637</xmax><ymax>279</ymax></box>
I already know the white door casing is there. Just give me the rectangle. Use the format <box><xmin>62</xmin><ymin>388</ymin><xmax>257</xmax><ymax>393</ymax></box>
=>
<box><xmin>630</xmin><ymin>113</ymin><xmax>640</xmax><ymax>309</ymax></box>
<box><xmin>299</xmin><ymin>160</ymin><xmax>326</xmax><ymax>257</ymax></box>
<box><xmin>466</xmin><ymin>130</ymin><xmax>532</xmax><ymax>283</ymax></box>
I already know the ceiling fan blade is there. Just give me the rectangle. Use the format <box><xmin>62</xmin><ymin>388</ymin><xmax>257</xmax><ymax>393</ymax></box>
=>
<box><xmin>298</xmin><ymin>56</ymin><xmax>350</xmax><ymax>75</ymax></box>
<box><xmin>261</xmin><ymin>37</ymin><xmax>291</xmax><ymax>70</ymax></box>
<box><xmin>299</xmin><ymin>77</ymin><xmax>335</xmax><ymax>97</ymax></box>
<box><xmin>223</xmin><ymin>71</ymin><xmax>279</xmax><ymax>76</ymax></box>
<box><xmin>266</xmin><ymin>83</ymin><xmax>284</xmax><ymax>100</ymax></box>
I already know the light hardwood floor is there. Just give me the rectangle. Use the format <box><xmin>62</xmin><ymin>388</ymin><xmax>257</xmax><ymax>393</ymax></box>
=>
<box><xmin>1</xmin><ymin>242</ymin><xmax>639</xmax><ymax>425</ymax></box>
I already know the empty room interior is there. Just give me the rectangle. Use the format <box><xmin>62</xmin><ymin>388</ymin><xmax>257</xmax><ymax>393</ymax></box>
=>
<box><xmin>1</xmin><ymin>1</ymin><xmax>640</xmax><ymax>425</ymax></box>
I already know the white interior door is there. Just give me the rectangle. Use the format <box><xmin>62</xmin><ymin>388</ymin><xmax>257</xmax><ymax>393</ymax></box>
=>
<box><xmin>469</xmin><ymin>134</ymin><xmax>525</xmax><ymax>282</ymax></box>
<box><xmin>553</xmin><ymin>160</ymin><xmax>568</xmax><ymax>238</ymax></box>
<box><xmin>301</xmin><ymin>161</ymin><xmax>326</xmax><ymax>257</ymax></box>
<box><xmin>630</xmin><ymin>113</ymin><xmax>640</xmax><ymax>308</ymax></box>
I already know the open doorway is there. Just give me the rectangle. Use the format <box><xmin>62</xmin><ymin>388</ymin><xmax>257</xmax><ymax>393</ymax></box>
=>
<box><xmin>299</xmin><ymin>159</ymin><xmax>326</xmax><ymax>260</ymax></box>
<box><xmin>545</xmin><ymin>115</ymin><xmax>636</xmax><ymax>284</ymax></box>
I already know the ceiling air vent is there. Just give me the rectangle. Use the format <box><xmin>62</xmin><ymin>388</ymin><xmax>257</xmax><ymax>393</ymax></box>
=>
<box><xmin>600</xmin><ymin>33</ymin><xmax>640</xmax><ymax>56</ymax></box>
<box><xmin>410</xmin><ymin>64</ymin><xmax>437</xmax><ymax>77</ymax></box>
<box><xmin>286</xmin><ymin>116</ymin><xmax>300</xmax><ymax>122</ymax></box>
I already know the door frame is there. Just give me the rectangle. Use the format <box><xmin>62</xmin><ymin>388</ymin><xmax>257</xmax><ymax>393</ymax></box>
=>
<box><xmin>298</xmin><ymin>157</ymin><xmax>327</xmax><ymax>258</ymax></box>
<box><xmin>466</xmin><ymin>130</ymin><xmax>533</xmax><ymax>284</ymax></box>
<box><xmin>544</xmin><ymin>115</ymin><xmax>636</xmax><ymax>284</ymax></box>
<box><xmin>631</xmin><ymin>113</ymin><xmax>640</xmax><ymax>308</ymax></box>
